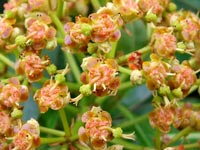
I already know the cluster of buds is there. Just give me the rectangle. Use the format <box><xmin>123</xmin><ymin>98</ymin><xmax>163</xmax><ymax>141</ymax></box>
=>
<box><xmin>80</xmin><ymin>56</ymin><xmax>120</xmax><ymax>96</ymax></box>
<box><xmin>34</xmin><ymin>64</ymin><xmax>71</xmax><ymax>113</ymax></box>
<box><xmin>78</xmin><ymin>106</ymin><xmax>134</xmax><ymax>150</ymax></box>
<box><xmin>149</xmin><ymin>103</ymin><xmax>200</xmax><ymax>133</ymax></box>
<box><xmin>63</xmin><ymin>5</ymin><xmax>123</xmax><ymax>54</ymax></box>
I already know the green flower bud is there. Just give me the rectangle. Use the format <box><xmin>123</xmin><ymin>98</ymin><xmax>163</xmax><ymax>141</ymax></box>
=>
<box><xmin>87</xmin><ymin>42</ymin><xmax>98</xmax><ymax>54</ymax></box>
<box><xmin>11</xmin><ymin>108</ymin><xmax>23</xmax><ymax>119</ymax></box>
<box><xmin>79</xmin><ymin>84</ymin><xmax>92</xmax><ymax>96</ymax></box>
<box><xmin>172</xmin><ymin>87</ymin><xmax>183</xmax><ymax>98</ymax></box>
<box><xmin>46</xmin><ymin>64</ymin><xmax>57</xmax><ymax>75</ymax></box>
<box><xmin>172</xmin><ymin>21</ymin><xmax>182</xmax><ymax>31</ymax></box>
<box><xmin>15</xmin><ymin>35</ymin><xmax>26</xmax><ymax>47</ymax></box>
<box><xmin>112</xmin><ymin>127</ymin><xmax>123</xmax><ymax>138</ymax></box>
<box><xmin>46</xmin><ymin>40</ymin><xmax>57</xmax><ymax>50</ymax></box>
<box><xmin>159</xmin><ymin>86</ymin><xmax>170</xmax><ymax>96</ymax></box>
<box><xmin>177</xmin><ymin>42</ymin><xmax>186</xmax><ymax>50</ymax></box>
<box><xmin>55</xmin><ymin>74</ymin><xmax>65</xmax><ymax>84</ymax></box>
<box><xmin>81</xmin><ymin>23</ymin><xmax>92</xmax><ymax>36</ymax></box>
<box><xmin>145</xmin><ymin>13</ymin><xmax>157</xmax><ymax>22</ymax></box>
<box><xmin>5</xmin><ymin>10</ymin><xmax>15</xmax><ymax>19</ymax></box>
<box><xmin>168</xmin><ymin>2</ymin><xmax>177</xmax><ymax>12</ymax></box>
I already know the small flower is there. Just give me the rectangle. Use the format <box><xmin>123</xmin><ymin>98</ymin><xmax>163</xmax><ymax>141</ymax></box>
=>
<box><xmin>149</xmin><ymin>105</ymin><xmax>174</xmax><ymax>133</ymax></box>
<box><xmin>0</xmin><ymin>111</ymin><xmax>11</xmax><ymax>135</ymax></box>
<box><xmin>128</xmin><ymin>51</ymin><xmax>142</xmax><ymax>70</ymax></box>
<box><xmin>142</xmin><ymin>54</ymin><xmax>169</xmax><ymax>90</ymax></box>
<box><xmin>78</xmin><ymin>106</ymin><xmax>113</xmax><ymax>150</ymax></box>
<box><xmin>34</xmin><ymin>80</ymin><xmax>70</xmax><ymax>113</ymax></box>
<box><xmin>15</xmin><ymin>52</ymin><xmax>49</xmax><ymax>82</ymax></box>
<box><xmin>168</xmin><ymin>64</ymin><xmax>197</xmax><ymax>96</ymax></box>
<box><xmin>12</xmin><ymin>118</ymin><xmax>40</xmax><ymax>150</ymax></box>
<box><xmin>150</xmin><ymin>27</ymin><xmax>177</xmax><ymax>58</ymax></box>
<box><xmin>113</xmin><ymin>0</ymin><xmax>143</xmax><ymax>22</ymax></box>
<box><xmin>0</xmin><ymin>77</ymin><xmax>28</xmax><ymax>108</ymax></box>
<box><xmin>80</xmin><ymin>57</ymin><xmax>120</xmax><ymax>96</ymax></box>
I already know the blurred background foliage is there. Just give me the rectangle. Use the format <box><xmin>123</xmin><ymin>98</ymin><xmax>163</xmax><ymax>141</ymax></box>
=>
<box><xmin>0</xmin><ymin>0</ymin><xmax>200</xmax><ymax>149</ymax></box>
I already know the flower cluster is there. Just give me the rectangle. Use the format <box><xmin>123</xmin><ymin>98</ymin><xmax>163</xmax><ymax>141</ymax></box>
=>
<box><xmin>0</xmin><ymin>77</ymin><xmax>40</xmax><ymax>149</ymax></box>
<box><xmin>149</xmin><ymin>103</ymin><xmax>200</xmax><ymax>133</ymax></box>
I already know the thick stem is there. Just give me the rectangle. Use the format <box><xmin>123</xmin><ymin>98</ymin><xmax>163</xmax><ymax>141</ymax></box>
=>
<box><xmin>91</xmin><ymin>0</ymin><xmax>101</xmax><ymax>11</ymax></box>
<box><xmin>106</xmin><ymin>42</ymin><xmax>117</xmax><ymax>58</ymax></box>
<box><xmin>56</xmin><ymin>0</ymin><xmax>63</xmax><ymax>18</ymax></box>
<box><xmin>155</xmin><ymin>129</ymin><xmax>161</xmax><ymax>150</ymax></box>
<box><xmin>40</xmin><ymin>137</ymin><xmax>66</xmax><ymax>144</ymax></box>
<box><xmin>58</xmin><ymin>108</ymin><xmax>71</xmax><ymax>136</ymax></box>
<box><xmin>0</xmin><ymin>53</ymin><xmax>15</xmax><ymax>69</ymax></box>
<box><xmin>119</xmin><ymin>66</ymin><xmax>132</xmax><ymax>75</ymax></box>
<box><xmin>39</xmin><ymin>126</ymin><xmax>65</xmax><ymax>137</ymax></box>
<box><xmin>164</xmin><ymin>127</ymin><xmax>193</xmax><ymax>148</ymax></box>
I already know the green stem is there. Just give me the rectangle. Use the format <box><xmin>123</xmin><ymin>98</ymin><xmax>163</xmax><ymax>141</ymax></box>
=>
<box><xmin>40</xmin><ymin>137</ymin><xmax>66</xmax><ymax>144</ymax></box>
<box><xmin>119</xmin><ymin>66</ymin><xmax>132</xmax><ymax>75</ymax></box>
<box><xmin>66</xmin><ymin>82</ymin><xmax>80</xmax><ymax>91</ymax></box>
<box><xmin>57</xmin><ymin>37</ymin><xmax>64</xmax><ymax>45</ymax></box>
<box><xmin>0</xmin><ymin>53</ymin><xmax>15</xmax><ymax>69</ymax></box>
<box><xmin>111</xmin><ymin>138</ymin><xmax>153</xmax><ymax>150</ymax></box>
<box><xmin>91</xmin><ymin>0</ymin><xmax>101</xmax><ymax>11</ymax></box>
<box><xmin>155</xmin><ymin>129</ymin><xmax>161</xmax><ymax>150</ymax></box>
<box><xmin>164</xmin><ymin>127</ymin><xmax>193</xmax><ymax>148</ymax></box>
<box><xmin>74</xmin><ymin>142</ymin><xmax>91</xmax><ymax>150</ymax></box>
<box><xmin>49</xmin><ymin>12</ymin><xmax>65</xmax><ymax>37</ymax></box>
<box><xmin>117</xmin><ymin>45</ymin><xmax>150</xmax><ymax>64</ymax></box>
<box><xmin>58</xmin><ymin>108</ymin><xmax>71</xmax><ymax>136</ymax></box>
<box><xmin>117</xmin><ymin>104</ymin><xmax>152</xmax><ymax>147</ymax></box>
<box><xmin>183</xmin><ymin>142</ymin><xmax>200</xmax><ymax>149</ymax></box>
<box><xmin>56</xmin><ymin>0</ymin><xmax>63</xmax><ymax>18</ymax></box>
<box><xmin>0</xmin><ymin>75</ymin><xmax>24</xmax><ymax>84</ymax></box>
<box><xmin>119</xmin><ymin>113</ymin><xmax>148</xmax><ymax>129</ymax></box>
<box><xmin>106</xmin><ymin>42</ymin><xmax>117</xmax><ymax>58</ymax></box>
<box><xmin>39</xmin><ymin>126</ymin><xmax>65</xmax><ymax>136</ymax></box>
<box><xmin>119</xmin><ymin>82</ymin><xmax>133</xmax><ymax>91</ymax></box>
<box><xmin>64</xmin><ymin>52</ymin><xmax>81</xmax><ymax>83</ymax></box>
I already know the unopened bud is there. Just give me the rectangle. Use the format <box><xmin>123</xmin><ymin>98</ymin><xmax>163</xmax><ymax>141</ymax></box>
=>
<box><xmin>5</xmin><ymin>10</ymin><xmax>15</xmax><ymax>19</ymax></box>
<box><xmin>55</xmin><ymin>74</ymin><xmax>65</xmax><ymax>84</ymax></box>
<box><xmin>112</xmin><ymin>127</ymin><xmax>123</xmax><ymax>138</ymax></box>
<box><xmin>87</xmin><ymin>42</ymin><xmax>98</xmax><ymax>54</ymax></box>
<box><xmin>168</xmin><ymin>2</ymin><xmax>177</xmax><ymax>12</ymax></box>
<box><xmin>130</xmin><ymin>70</ymin><xmax>143</xmax><ymax>85</ymax></box>
<box><xmin>145</xmin><ymin>13</ymin><xmax>157</xmax><ymax>22</ymax></box>
<box><xmin>79</xmin><ymin>84</ymin><xmax>92</xmax><ymax>96</ymax></box>
<box><xmin>11</xmin><ymin>108</ymin><xmax>23</xmax><ymax>119</ymax></box>
<box><xmin>15</xmin><ymin>35</ymin><xmax>26</xmax><ymax>47</ymax></box>
<box><xmin>172</xmin><ymin>87</ymin><xmax>183</xmax><ymax>98</ymax></box>
<box><xmin>81</xmin><ymin>23</ymin><xmax>92</xmax><ymax>36</ymax></box>
<box><xmin>46</xmin><ymin>64</ymin><xmax>57</xmax><ymax>75</ymax></box>
<box><xmin>159</xmin><ymin>86</ymin><xmax>170</xmax><ymax>96</ymax></box>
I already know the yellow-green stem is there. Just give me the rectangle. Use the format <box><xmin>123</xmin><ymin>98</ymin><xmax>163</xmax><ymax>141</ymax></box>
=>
<box><xmin>58</xmin><ymin>108</ymin><xmax>71</xmax><ymax>136</ymax></box>
<box><xmin>164</xmin><ymin>127</ymin><xmax>193</xmax><ymax>148</ymax></box>
<box><xmin>56</xmin><ymin>0</ymin><xmax>63</xmax><ymax>18</ymax></box>
<box><xmin>40</xmin><ymin>137</ymin><xmax>66</xmax><ymax>144</ymax></box>
<box><xmin>91</xmin><ymin>0</ymin><xmax>101</xmax><ymax>11</ymax></box>
<box><xmin>0</xmin><ymin>53</ymin><xmax>15</xmax><ymax>69</ymax></box>
<box><xmin>40</xmin><ymin>126</ymin><xmax>65</xmax><ymax>136</ymax></box>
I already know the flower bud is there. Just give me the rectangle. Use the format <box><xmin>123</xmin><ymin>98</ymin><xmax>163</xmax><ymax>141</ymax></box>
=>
<box><xmin>172</xmin><ymin>87</ymin><xmax>183</xmax><ymax>98</ymax></box>
<box><xmin>81</xmin><ymin>23</ymin><xmax>92</xmax><ymax>36</ymax></box>
<box><xmin>55</xmin><ymin>74</ymin><xmax>66</xmax><ymax>84</ymax></box>
<box><xmin>159</xmin><ymin>86</ymin><xmax>170</xmax><ymax>96</ymax></box>
<box><xmin>145</xmin><ymin>12</ymin><xmax>157</xmax><ymax>22</ymax></box>
<box><xmin>5</xmin><ymin>10</ymin><xmax>15</xmax><ymax>19</ymax></box>
<box><xmin>46</xmin><ymin>40</ymin><xmax>57</xmax><ymax>50</ymax></box>
<box><xmin>112</xmin><ymin>127</ymin><xmax>123</xmax><ymax>138</ymax></box>
<box><xmin>15</xmin><ymin>35</ymin><xmax>27</xmax><ymax>47</ymax></box>
<box><xmin>79</xmin><ymin>84</ymin><xmax>92</xmax><ymax>96</ymax></box>
<box><xmin>87</xmin><ymin>42</ymin><xmax>98</xmax><ymax>54</ymax></box>
<box><xmin>46</xmin><ymin>64</ymin><xmax>57</xmax><ymax>75</ymax></box>
<box><xmin>11</xmin><ymin>107</ymin><xmax>23</xmax><ymax>119</ymax></box>
<box><xmin>130</xmin><ymin>70</ymin><xmax>143</xmax><ymax>85</ymax></box>
<box><xmin>168</xmin><ymin>2</ymin><xmax>177</xmax><ymax>12</ymax></box>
